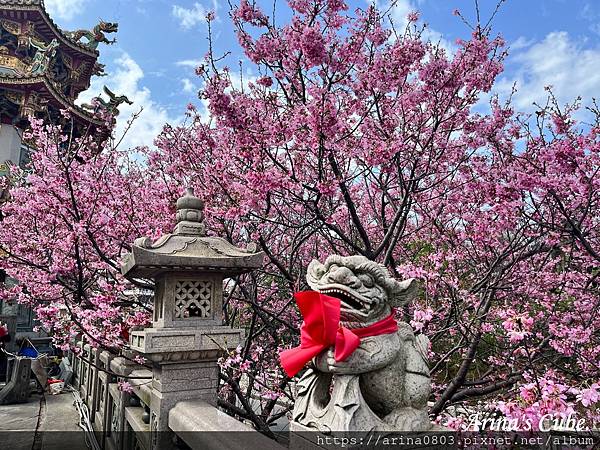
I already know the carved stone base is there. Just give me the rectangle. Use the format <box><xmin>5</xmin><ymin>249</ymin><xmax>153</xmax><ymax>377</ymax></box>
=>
<box><xmin>128</xmin><ymin>325</ymin><xmax>244</xmax><ymax>449</ymax></box>
<box><xmin>0</xmin><ymin>357</ymin><xmax>31</xmax><ymax>405</ymax></box>
<box><xmin>150</xmin><ymin>386</ymin><xmax>217</xmax><ymax>450</ymax></box>
<box><xmin>129</xmin><ymin>326</ymin><xmax>244</xmax><ymax>362</ymax></box>
<box><xmin>293</xmin><ymin>370</ymin><xmax>433</xmax><ymax>433</ymax></box>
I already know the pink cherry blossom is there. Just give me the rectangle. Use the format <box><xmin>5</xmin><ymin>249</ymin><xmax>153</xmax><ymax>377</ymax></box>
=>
<box><xmin>118</xmin><ymin>381</ymin><xmax>134</xmax><ymax>394</ymax></box>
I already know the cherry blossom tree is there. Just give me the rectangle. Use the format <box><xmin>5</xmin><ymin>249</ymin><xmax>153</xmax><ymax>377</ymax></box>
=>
<box><xmin>147</xmin><ymin>0</ymin><xmax>600</xmax><ymax>430</ymax></box>
<box><xmin>1</xmin><ymin>0</ymin><xmax>599</xmax><ymax>434</ymax></box>
<box><xmin>0</xmin><ymin>116</ymin><xmax>172</xmax><ymax>352</ymax></box>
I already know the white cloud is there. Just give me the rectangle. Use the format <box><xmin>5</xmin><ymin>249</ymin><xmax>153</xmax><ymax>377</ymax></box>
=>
<box><xmin>44</xmin><ymin>0</ymin><xmax>86</xmax><ymax>21</ymax></box>
<box><xmin>367</xmin><ymin>0</ymin><xmax>414</xmax><ymax>29</ymax></box>
<box><xmin>77</xmin><ymin>52</ymin><xmax>181</xmax><ymax>150</ymax></box>
<box><xmin>388</xmin><ymin>0</ymin><xmax>414</xmax><ymax>30</ymax></box>
<box><xmin>172</xmin><ymin>1</ymin><xmax>217</xmax><ymax>30</ymax></box>
<box><xmin>509</xmin><ymin>36</ymin><xmax>535</xmax><ymax>52</ymax></box>
<box><xmin>181</xmin><ymin>78</ymin><xmax>196</xmax><ymax>93</ymax></box>
<box><xmin>176</xmin><ymin>59</ymin><xmax>203</xmax><ymax>68</ymax></box>
<box><xmin>392</xmin><ymin>0</ymin><xmax>455</xmax><ymax>54</ymax></box>
<box><xmin>496</xmin><ymin>32</ymin><xmax>600</xmax><ymax>111</ymax></box>
<box><xmin>369</xmin><ymin>0</ymin><xmax>455</xmax><ymax>54</ymax></box>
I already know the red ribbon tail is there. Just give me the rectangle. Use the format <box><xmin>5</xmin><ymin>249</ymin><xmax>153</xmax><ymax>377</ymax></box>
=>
<box><xmin>280</xmin><ymin>345</ymin><xmax>325</xmax><ymax>378</ymax></box>
<box><xmin>334</xmin><ymin>327</ymin><xmax>360</xmax><ymax>362</ymax></box>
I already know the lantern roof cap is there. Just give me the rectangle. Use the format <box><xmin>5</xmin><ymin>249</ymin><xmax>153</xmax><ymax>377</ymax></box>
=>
<box><xmin>121</xmin><ymin>188</ymin><xmax>264</xmax><ymax>279</ymax></box>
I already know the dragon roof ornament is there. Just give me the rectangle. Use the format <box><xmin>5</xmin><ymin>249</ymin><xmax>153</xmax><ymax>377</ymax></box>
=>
<box><xmin>0</xmin><ymin>0</ymin><xmax>111</xmax><ymax>56</ymax></box>
<box><xmin>65</xmin><ymin>20</ymin><xmax>118</xmax><ymax>50</ymax></box>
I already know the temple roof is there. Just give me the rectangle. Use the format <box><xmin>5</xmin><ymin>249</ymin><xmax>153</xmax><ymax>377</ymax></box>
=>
<box><xmin>0</xmin><ymin>0</ymin><xmax>114</xmax><ymax>129</ymax></box>
<box><xmin>0</xmin><ymin>73</ymin><xmax>103</xmax><ymax>126</ymax></box>
<box><xmin>0</xmin><ymin>0</ymin><xmax>99</xmax><ymax>58</ymax></box>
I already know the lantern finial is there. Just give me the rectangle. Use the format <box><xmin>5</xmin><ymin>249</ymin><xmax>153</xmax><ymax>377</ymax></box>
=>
<box><xmin>174</xmin><ymin>187</ymin><xmax>205</xmax><ymax>235</ymax></box>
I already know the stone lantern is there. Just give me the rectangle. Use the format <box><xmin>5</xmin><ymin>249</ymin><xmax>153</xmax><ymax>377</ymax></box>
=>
<box><xmin>121</xmin><ymin>188</ymin><xmax>264</xmax><ymax>443</ymax></box>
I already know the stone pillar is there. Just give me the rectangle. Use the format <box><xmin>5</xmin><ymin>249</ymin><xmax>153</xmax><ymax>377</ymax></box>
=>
<box><xmin>108</xmin><ymin>356</ymin><xmax>138</xmax><ymax>450</ymax></box>
<box><xmin>73</xmin><ymin>341</ymin><xmax>85</xmax><ymax>389</ymax></box>
<box><xmin>0</xmin><ymin>124</ymin><xmax>22</xmax><ymax>167</ymax></box>
<box><xmin>121</xmin><ymin>188</ymin><xmax>264</xmax><ymax>449</ymax></box>
<box><xmin>88</xmin><ymin>347</ymin><xmax>101</xmax><ymax>416</ymax></box>
<box><xmin>80</xmin><ymin>343</ymin><xmax>91</xmax><ymax>400</ymax></box>
<box><xmin>1</xmin><ymin>125</ymin><xmax>23</xmax><ymax>343</ymax></box>
<box><xmin>96</xmin><ymin>350</ymin><xmax>115</xmax><ymax>445</ymax></box>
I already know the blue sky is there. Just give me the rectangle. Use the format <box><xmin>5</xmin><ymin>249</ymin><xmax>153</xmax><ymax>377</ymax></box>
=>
<box><xmin>42</xmin><ymin>0</ymin><xmax>600</xmax><ymax>148</ymax></box>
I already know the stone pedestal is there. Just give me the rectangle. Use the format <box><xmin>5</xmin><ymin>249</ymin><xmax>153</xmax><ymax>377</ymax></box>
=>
<box><xmin>95</xmin><ymin>351</ymin><xmax>115</xmax><ymax>447</ymax></box>
<box><xmin>0</xmin><ymin>357</ymin><xmax>31</xmax><ymax>405</ymax></box>
<box><xmin>108</xmin><ymin>356</ymin><xmax>138</xmax><ymax>450</ymax></box>
<box><xmin>129</xmin><ymin>325</ymin><xmax>245</xmax><ymax>444</ymax></box>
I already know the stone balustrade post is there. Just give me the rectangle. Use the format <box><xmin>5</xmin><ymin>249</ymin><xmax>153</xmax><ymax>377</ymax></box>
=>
<box><xmin>70</xmin><ymin>341</ymin><xmax>83</xmax><ymax>389</ymax></box>
<box><xmin>107</xmin><ymin>355</ymin><xmax>138</xmax><ymax>450</ymax></box>
<box><xmin>88</xmin><ymin>347</ymin><xmax>101</xmax><ymax>420</ymax></box>
<box><xmin>96</xmin><ymin>350</ymin><xmax>115</xmax><ymax>446</ymax></box>
<box><xmin>121</xmin><ymin>188</ymin><xmax>264</xmax><ymax>449</ymax></box>
<box><xmin>80</xmin><ymin>343</ymin><xmax>91</xmax><ymax>400</ymax></box>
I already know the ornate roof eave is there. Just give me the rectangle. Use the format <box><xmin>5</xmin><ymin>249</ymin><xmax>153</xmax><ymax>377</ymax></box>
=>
<box><xmin>0</xmin><ymin>0</ymin><xmax>99</xmax><ymax>58</ymax></box>
<box><xmin>0</xmin><ymin>73</ymin><xmax>103</xmax><ymax>126</ymax></box>
<box><xmin>122</xmin><ymin>189</ymin><xmax>265</xmax><ymax>279</ymax></box>
<box><xmin>121</xmin><ymin>236</ymin><xmax>265</xmax><ymax>279</ymax></box>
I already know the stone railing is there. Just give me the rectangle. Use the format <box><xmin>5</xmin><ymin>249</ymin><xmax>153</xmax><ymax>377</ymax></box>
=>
<box><xmin>69</xmin><ymin>341</ymin><xmax>282</xmax><ymax>450</ymax></box>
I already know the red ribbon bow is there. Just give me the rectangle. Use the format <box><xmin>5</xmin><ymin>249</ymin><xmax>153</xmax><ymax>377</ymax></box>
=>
<box><xmin>279</xmin><ymin>291</ymin><xmax>398</xmax><ymax>377</ymax></box>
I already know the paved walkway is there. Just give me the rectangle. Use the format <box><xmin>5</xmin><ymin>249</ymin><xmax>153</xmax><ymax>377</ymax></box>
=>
<box><xmin>0</xmin><ymin>391</ymin><xmax>89</xmax><ymax>450</ymax></box>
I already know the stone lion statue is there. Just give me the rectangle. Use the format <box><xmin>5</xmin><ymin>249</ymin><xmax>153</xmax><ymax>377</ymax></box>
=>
<box><xmin>291</xmin><ymin>255</ymin><xmax>433</xmax><ymax>433</ymax></box>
